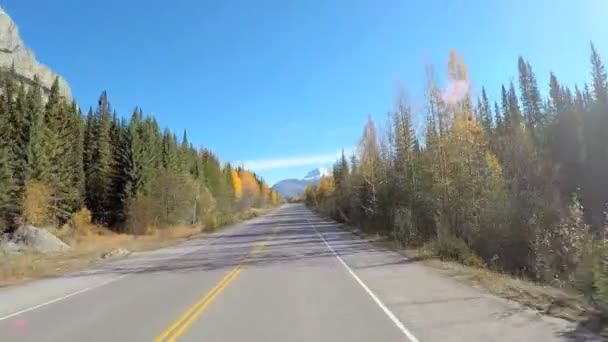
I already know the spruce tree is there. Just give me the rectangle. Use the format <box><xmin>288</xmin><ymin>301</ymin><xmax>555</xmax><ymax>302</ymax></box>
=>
<box><xmin>108</xmin><ymin>117</ymin><xmax>132</xmax><ymax>225</ymax></box>
<box><xmin>8</xmin><ymin>82</ymin><xmax>28</xmax><ymax>200</ymax></box>
<box><xmin>479</xmin><ymin>87</ymin><xmax>493</xmax><ymax>134</ymax></box>
<box><xmin>507</xmin><ymin>82</ymin><xmax>523</xmax><ymax>129</ymax></box>
<box><xmin>25</xmin><ymin>78</ymin><xmax>48</xmax><ymax>182</ymax></box>
<box><xmin>88</xmin><ymin>91</ymin><xmax>113</xmax><ymax>223</ymax></box>
<box><xmin>161</xmin><ymin>128</ymin><xmax>178</xmax><ymax>170</ymax></box>
<box><xmin>66</xmin><ymin>102</ymin><xmax>85</xmax><ymax>210</ymax></box>
<box><xmin>584</xmin><ymin>43</ymin><xmax>608</xmax><ymax>229</ymax></box>
<box><xmin>0</xmin><ymin>80</ymin><xmax>17</xmax><ymax>224</ymax></box>
<box><xmin>43</xmin><ymin>78</ymin><xmax>75</xmax><ymax>221</ymax></box>
<box><xmin>590</xmin><ymin>42</ymin><xmax>608</xmax><ymax>106</ymax></box>
<box><xmin>518</xmin><ymin>57</ymin><xmax>544</xmax><ymax>135</ymax></box>
<box><xmin>500</xmin><ymin>85</ymin><xmax>511</xmax><ymax>126</ymax></box>
<box><xmin>493</xmin><ymin>102</ymin><xmax>503</xmax><ymax>132</ymax></box>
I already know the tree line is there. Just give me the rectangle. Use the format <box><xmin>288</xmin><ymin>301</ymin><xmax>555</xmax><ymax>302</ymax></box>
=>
<box><xmin>0</xmin><ymin>71</ymin><xmax>279</xmax><ymax>233</ymax></box>
<box><xmin>305</xmin><ymin>44</ymin><xmax>608</xmax><ymax>307</ymax></box>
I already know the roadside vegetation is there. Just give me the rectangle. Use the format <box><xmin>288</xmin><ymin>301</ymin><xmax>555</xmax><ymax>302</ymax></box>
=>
<box><xmin>305</xmin><ymin>45</ymin><xmax>608</xmax><ymax>319</ymax></box>
<box><xmin>0</xmin><ymin>71</ymin><xmax>280</xmax><ymax>285</ymax></box>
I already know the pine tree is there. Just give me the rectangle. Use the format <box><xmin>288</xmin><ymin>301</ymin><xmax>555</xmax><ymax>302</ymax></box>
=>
<box><xmin>161</xmin><ymin>129</ymin><xmax>178</xmax><ymax>170</ymax></box>
<box><xmin>583</xmin><ymin>43</ymin><xmax>608</xmax><ymax>229</ymax></box>
<box><xmin>478</xmin><ymin>87</ymin><xmax>493</xmax><ymax>134</ymax></box>
<box><xmin>500</xmin><ymin>85</ymin><xmax>511</xmax><ymax>126</ymax></box>
<box><xmin>25</xmin><ymin>78</ymin><xmax>48</xmax><ymax>182</ymax></box>
<box><xmin>108</xmin><ymin>117</ymin><xmax>132</xmax><ymax>225</ymax></box>
<box><xmin>590</xmin><ymin>42</ymin><xmax>608</xmax><ymax>106</ymax></box>
<box><xmin>87</xmin><ymin>91</ymin><xmax>113</xmax><ymax>223</ymax></box>
<box><xmin>8</xmin><ymin>82</ymin><xmax>28</xmax><ymax>201</ymax></box>
<box><xmin>507</xmin><ymin>82</ymin><xmax>523</xmax><ymax>129</ymax></box>
<box><xmin>41</xmin><ymin>78</ymin><xmax>75</xmax><ymax>220</ymax></box>
<box><xmin>0</xmin><ymin>146</ymin><xmax>16</xmax><ymax>226</ymax></box>
<box><xmin>493</xmin><ymin>102</ymin><xmax>503</xmax><ymax>132</ymax></box>
<box><xmin>518</xmin><ymin>57</ymin><xmax>544</xmax><ymax>136</ymax></box>
<box><xmin>66</xmin><ymin>102</ymin><xmax>85</xmax><ymax>210</ymax></box>
<box><xmin>0</xmin><ymin>80</ymin><xmax>17</xmax><ymax>224</ymax></box>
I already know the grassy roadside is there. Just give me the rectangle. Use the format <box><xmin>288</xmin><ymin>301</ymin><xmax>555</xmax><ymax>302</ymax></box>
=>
<box><xmin>0</xmin><ymin>207</ymin><xmax>273</xmax><ymax>288</ymax></box>
<box><xmin>341</xmin><ymin>224</ymin><xmax>608</xmax><ymax>334</ymax></box>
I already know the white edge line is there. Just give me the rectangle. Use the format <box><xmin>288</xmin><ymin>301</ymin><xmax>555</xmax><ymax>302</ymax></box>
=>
<box><xmin>307</xmin><ymin>218</ymin><xmax>421</xmax><ymax>342</ymax></box>
<box><xmin>0</xmin><ymin>275</ymin><xmax>127</xmax><ymax>321</ymax></box>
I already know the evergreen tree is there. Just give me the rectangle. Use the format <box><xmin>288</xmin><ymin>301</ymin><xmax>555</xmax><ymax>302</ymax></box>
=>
<box><xmin>108</xmin><ymin>117</ymin><xmax>132</xmax><ymax>225</ymax></box>
<box><xmin>87</xmin><ymin>91</ymin><xmax>113</xmax><ymax>223</ymax></box>
<box><xmin>66</xmin><ymin>102</ymin><xmax>85</xmax><ymax>210</ymax></box>
<box><xmin>507</xmin><ymin>82</ymin><xmax>523</xmax><ymax>129</ymax></box>
<box><xmin>8</xmin><ymin>82</ymin><xmax>28</xmax><ymax>200</ymax></box>
<box><xmin>584</xmin><ymin>43</ymin><xmax>608</xmax><ymax>229</ymax></box>
<box><xmin>161</xmin><ymin>128</ymin><xmax>178</xmax><ymax>170</ymax></box>
<box><xmin>0</xmin><ymin>80</ymin><xmax>17</xmax><ymax>224</ymax></box>
<box><xmin>478</xmin><ymin>87</ymin><xmax>493</xmax><ymax>134</ymax></box>
<box><xmin>500</xmin><ymin>85</ymin><xmax>511</xmax><ymax>126</ymax></box>
<box><xmin>25</xmin><ymin>79</ymin><xmax>48</xmax><ymax>182</ymax></box>
<box><xmin>590</xmin><ymin>42</ymin><xmax>608</xmax><ymax>106</ymax></box>
<box><xmin>493</xmin><ymin>102</ymin><xmax>503</xmax><ymax>132</ymax></box>
<box><xmin>518</xmin><ymin>57</ymin><xmax>544</xmax><ymax>136</ymax></box>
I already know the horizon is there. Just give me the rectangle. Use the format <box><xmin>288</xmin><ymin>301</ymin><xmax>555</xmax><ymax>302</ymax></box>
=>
<box><xmin>3</xmin><ymin>0</ymin><xmax>607</xmax><ymax>185</ymax></box>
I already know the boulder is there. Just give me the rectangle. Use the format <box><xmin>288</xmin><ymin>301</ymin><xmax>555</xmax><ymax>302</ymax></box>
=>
<box><xmin>1</xmin><ymin>225</ymin><xmax>70</xmax><ymax>253</ymax></box>
<box><xmin>100</xmin><ymin>248</ymin><xmax>131</xmax><ymax>260</ymax></box>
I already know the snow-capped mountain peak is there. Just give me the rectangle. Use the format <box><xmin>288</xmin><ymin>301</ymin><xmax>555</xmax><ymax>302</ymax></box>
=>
<box><xmin>303</xmin><ymin>168</ymin><xmax>329</xmax><ymax>180</ymax></box>
<box><xmin>272</xmin><ymin>167</ymin><xmax>331</xmax><ymax>198</ymax></box>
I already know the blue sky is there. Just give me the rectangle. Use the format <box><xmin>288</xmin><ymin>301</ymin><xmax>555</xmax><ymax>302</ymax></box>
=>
<box><xmin>4</xmin><ymin>0</ymin><xmax>607</xmax><ymax>185</ymax></box>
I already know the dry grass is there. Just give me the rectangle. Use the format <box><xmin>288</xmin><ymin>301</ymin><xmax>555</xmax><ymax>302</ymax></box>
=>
<box><xmin>406</xmin><ymin>249</ymin><xmax>592</xmax><ymax>321</ymax></box>
<box><xmin>1</xmin><ymin>207</ymin><xmax>277</xmax><ymax>288</ymax></box>
<box><xmin>0</xmin><ymin>224</ymin><xmax>201</xmax><ymax>288</ymax></box>
<box><xmin>343</xmin><ymin>223</ymin><xmax>598</xmax><ymax>324</ymax></box>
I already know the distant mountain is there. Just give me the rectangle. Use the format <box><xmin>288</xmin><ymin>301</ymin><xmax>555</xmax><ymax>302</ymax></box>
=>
<box><xmin>272</xmin><ymin>168</ymin><xmax>330</xmax><ymax>198</ymax></box>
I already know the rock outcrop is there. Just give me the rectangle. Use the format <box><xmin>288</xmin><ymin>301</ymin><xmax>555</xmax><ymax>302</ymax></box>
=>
<box><xmin>0</xmin><ymin>8</ymin><xmax>70</xmax><ymax>98</ymax></box>
<box><xmin>0</xmin><ymin>225</ymin><xmax>71</xmax><ymax>253</ymax></box>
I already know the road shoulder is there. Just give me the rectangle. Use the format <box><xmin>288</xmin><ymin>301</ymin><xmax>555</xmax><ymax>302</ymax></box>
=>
<box><xmin>307</xmin><ymin>214</ymin><xmax>601</xmax><ymax>341</ymax></box>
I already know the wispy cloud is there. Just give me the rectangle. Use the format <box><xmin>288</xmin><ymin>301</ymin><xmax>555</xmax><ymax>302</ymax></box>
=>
<box><xmin>239</xmin><ymin>150</ymin><xmax>351</xmax><ymax>171</ymax></box>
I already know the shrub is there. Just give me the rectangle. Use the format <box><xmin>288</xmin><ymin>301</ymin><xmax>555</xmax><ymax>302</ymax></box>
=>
<box><xmin>393</xmin><ymin>206</ymin><xmax>416</xmax><ymax>247</ymax></box>
<box><xmin>125</xmin><ymin>195</ymin><xmax>158</xmax><ymax>235</ymax></box>
<box><xmin>22</xmin><ymin>181</ymin><xmax>53</xmax><ymax>226</ymax></box>
<box><xmin>195</xmin><ymin>185</ymin><xmax>216</xmax><ymax>225</ymax></box>
<box><xmin>436</xmin><ymin>227</ymin><xmax>484</xmax><ymax>268</ymax></box>
<box><xmin>70</xmin><ymin>208</ymin><xmax>92</xmax><ymax>233</ymax></box>
<box><xmin>151</xmin><ymin>169</ymin><xmax>199</xmax><ymax>225</ymax></box>
<box><xmin>533</xmin><ymin>195</ymin><xmax>589</xmax><ymax>285</ymax></box>
<box><xmin>203</xmin><ymin>215</ymin><xmax>218</xmax><ymax>232</ymax></box>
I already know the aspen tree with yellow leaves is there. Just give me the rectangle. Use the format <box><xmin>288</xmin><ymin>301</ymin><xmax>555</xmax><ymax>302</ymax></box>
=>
<box><xmin>230</xmin><ymin>168</ymin><xmax>242</xmax><ymax>200</ymax></box>
<box><xmin>305</xmin><ymin>46</ymin><xmax>608</xmax><ymax>307</ymax></box>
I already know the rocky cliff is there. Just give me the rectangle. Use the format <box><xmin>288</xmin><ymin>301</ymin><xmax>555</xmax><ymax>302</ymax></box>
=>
<box><xmin>0</xmin><ymin>8</ymin><xmax>70</xmax><ymax>98</ymax></box>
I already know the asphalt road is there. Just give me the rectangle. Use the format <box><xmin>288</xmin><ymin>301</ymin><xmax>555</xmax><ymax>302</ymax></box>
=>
<box><xmin>0</xmin><ymin>204</ymin><xmax>594</xmax><ymax>341</ymax></box>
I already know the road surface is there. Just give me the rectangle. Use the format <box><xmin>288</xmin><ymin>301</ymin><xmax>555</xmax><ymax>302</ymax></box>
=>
<box><xmin>0</xmin><ymin>204</ymin><xmax>591</xmax><ymax>341</ymax></box>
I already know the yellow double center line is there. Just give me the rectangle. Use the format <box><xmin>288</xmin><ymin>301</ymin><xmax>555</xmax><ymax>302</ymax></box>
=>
<box><xmin>155</xmin><ymin>241</ymin><xmax>268</xmax><ymax>342</ymax></box>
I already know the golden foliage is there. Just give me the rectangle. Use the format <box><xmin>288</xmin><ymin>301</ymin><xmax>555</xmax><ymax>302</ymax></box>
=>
<box><xmin>70</xmin><ymin>208</ymin><xmax>93</xmax><ymax>233</ymax></box>
<box><xmin>270</xmin><ymin>190</ymin><xmax>279</xmax><ymax>205</ymax></box>
<box><xmin>239</xmin><ymin>170</ymin><xmax>260</xmax><ymax>206</ymax></box>
<box><xmin>23</xmin><ymin>180</ymin><xmax>53</xmax><ymax>226</ymax></box>
<box><xmin>316</xmin><ymin>176</ymin><xmax>334</xmax><ymax>199</ymax></box>
<box><xmin>230</xmin><ymin>169</ymin><xmax>242</xmax><ymax>200</ymax></box>
<box><xmin>260</xmin><ymin>181</ymin><xmax>271</xmax><ymax>202</ymax></box>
